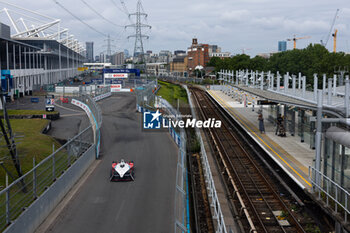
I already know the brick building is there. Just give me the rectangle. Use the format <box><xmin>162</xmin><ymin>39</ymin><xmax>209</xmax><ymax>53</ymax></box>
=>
<box><xmin>187</xmin><ymin>38</ymin><xmax>209</xmax><ymax>75</ymax></box>
<box><xmin>170</xmin><ymin>55</ymin><xmax>188</xmax><ymax>76</ymax></box>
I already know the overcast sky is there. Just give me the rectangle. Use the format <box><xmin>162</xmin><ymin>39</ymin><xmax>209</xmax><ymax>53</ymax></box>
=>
<box><xmin>0</xmin><ymin>0</ymin><xmax>349</xmax><ymax>57</ymax></box>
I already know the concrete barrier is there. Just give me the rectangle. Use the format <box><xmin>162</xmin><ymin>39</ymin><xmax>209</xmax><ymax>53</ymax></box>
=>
<box><xmin>3</xmin><ymin>146</ymin><xmax>96</xmax><ymax>233</ymax></box>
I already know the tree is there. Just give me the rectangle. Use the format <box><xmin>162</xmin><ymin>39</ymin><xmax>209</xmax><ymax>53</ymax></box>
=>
<box><xmin>210</xmin><ymin>44</ymin><xmax>350</xmax><ymax>86</ymax></box>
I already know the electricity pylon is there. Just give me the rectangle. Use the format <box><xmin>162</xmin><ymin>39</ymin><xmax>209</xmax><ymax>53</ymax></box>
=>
<box><xmin>125</xmin><ymin>0</ymin><xmax>151</xmax><ymax>63</ymax></box>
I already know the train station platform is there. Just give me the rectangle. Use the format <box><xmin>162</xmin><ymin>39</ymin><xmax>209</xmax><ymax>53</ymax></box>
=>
<box><xmin>207</xmin><ymin>89</ymin><xmax>314</xmax><ymax>191</ymax></box>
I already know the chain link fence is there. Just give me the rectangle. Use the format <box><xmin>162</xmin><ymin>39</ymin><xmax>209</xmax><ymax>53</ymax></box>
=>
<box><xmin>135</xmin><ymin>80</ymin><xmax>158</xmax><ymax>111</ymax></box>
<box><xmin>0</xmin><ymin>85</ymin><xmax>106</xmax><ymax>232</ymax></box>
<box><xmin>0</xmin><ymin>126</ymin><xmax>93</xmax><ymax>232</ymax></box>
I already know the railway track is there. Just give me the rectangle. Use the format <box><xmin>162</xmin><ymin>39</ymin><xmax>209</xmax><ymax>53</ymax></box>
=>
<box><xmin>191</xmin><ymin>87</ymin><xmax>305</xmax><ymax>233</ymax></box>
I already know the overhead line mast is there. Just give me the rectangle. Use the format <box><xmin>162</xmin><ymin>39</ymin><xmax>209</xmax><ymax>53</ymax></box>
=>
<box><xmin>125</xmin><ymin>0</ymin><xmax>151</xmax><ymax>63</ymax></box>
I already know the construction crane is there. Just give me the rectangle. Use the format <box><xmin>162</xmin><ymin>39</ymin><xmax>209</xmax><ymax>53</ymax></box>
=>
<box><xmin>332</xmin><ymin>29</ymin><xmax>338</xmax><ymax>53</ymax></box>
<box><xmin>286</xmin><ymin>35</ymin><xmax>311</xmax><ymax>49</ymax></box>
<box><xmin>321</xmin><ymin>9</ymin><xmax>339</xmax><ymax>47</ymax></box>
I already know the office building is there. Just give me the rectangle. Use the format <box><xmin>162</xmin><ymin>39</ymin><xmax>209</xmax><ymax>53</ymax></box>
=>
<box><xmin>278</xmin><ymin>41</ymin><xmax>287</xmax><ymax>52</ymax></box>
<box><xmin>86</xmin><ymin>42</ymin><xmax>94</xmax><ymax>62</ymax></box>
<box><xmin>111</xmin><ymin>52</ymin><xmax>125</xmax><ymax>65</ymax></box>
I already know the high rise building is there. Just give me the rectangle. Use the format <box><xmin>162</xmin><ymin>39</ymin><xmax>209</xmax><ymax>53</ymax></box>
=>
<box><xmin>111</xmin><ymin>52</ymin><xmax>125</xmax><ymax>65</ymax></box>
<box><xmin>86</xmin><ymin>42</ymin><xmax>94</xmax><ymax>62</ymax></box>
<box><xmin>124</xmin><ymin>49</ymin><xmax>129</xmax><ymax>58</ymax></box>
<box><xmin>158</xmin><ymin>50</ymin><xmax>172</xmax><ymax>63</ymax></box>
<box><xmin>95</xmin><ymin>56</ymin><xmax>100</xmax><ymax>63</ymax></box>
<box><xmin>278</xmin><ymin>41</ymin><xmax>287</xmax><ymax>52</ymax></box>
<box><xmin>99</xmin><ymin>52</ymin><xmax>105</xmax><ymax>63</ymax></box>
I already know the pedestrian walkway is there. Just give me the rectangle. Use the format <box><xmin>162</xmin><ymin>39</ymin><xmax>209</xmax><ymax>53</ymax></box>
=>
<box><xmin>208</xmin><ymin>89</ymin><xmax>314</xmax><ymax>191</ymax></box>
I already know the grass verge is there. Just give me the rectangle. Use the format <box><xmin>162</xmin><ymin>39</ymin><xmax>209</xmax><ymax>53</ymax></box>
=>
<box><xmin>0</xmin><ymin>119</ymin><xmax>61</xmax><ymax>188</ymax></box>
<box><xmin>157</xmin><ymin>80</ymin><xmax>188</xmax><ymax>108</ymax></box>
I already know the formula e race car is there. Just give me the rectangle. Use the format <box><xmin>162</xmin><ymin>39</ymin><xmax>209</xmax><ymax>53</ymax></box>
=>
<box><xmin>110</xmin><ymin>159</ymin><xmax>135</xmax><ymax>181</ymax></box>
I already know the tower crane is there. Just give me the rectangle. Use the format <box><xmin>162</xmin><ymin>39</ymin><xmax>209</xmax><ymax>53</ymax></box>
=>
<box><xmin>332</xmin><ymin>29</ymin><xmax>338</xmax><ymax>53</ymax></box>
<box><xmin>321</xmin><ymin>9</ymin><xmax>339</xmax><ymax>48</ymax></box>
<box><xmin>286</xmin><ymin>35</ymin><xmax>311</xmax><ymax>49</ymax></box>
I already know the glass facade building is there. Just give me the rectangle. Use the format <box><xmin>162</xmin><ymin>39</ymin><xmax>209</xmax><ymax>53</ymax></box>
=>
<box><xmin>278</xmin><ymin>41</ymin><xmax>287</xmax><ymax>52</ymax></box>
<box><xmin>86</xmin><ymin>42</ymin><xmax>94</xmax><ymax>63</ymax></box>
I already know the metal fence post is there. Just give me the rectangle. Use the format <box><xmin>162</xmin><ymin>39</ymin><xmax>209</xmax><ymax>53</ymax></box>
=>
<box><xmin>326</xmin><ymin>179</ymin><xmax>329</xmax><ymax>206</ymax></box>
<box><xmin>52</xmin><ymin>153</ymin><xmax>56</xmax><ymax>180</ymax></box>
<box><xmin>33</xmin><ymin>157</ymin><xmax>37</xmax><ymax>198</ymax></box>
<box><xmin>335</xmin><ymin>187</ymin><xmax>338</xmax><ymax>213</ymax></box>
<box><xmin>79</xmin><ymin>131</ymin><xmax>82</xmax><ymax>154</ymax></box>
<box><xmin>345</xmin><ymin>194</ymin><xmax>348</xmax><ymax>222</ymax></box>
<box><xmin>67</xmin><ymin>145</ymin><xmax>71</xmax><ymax>166</ymax></box>
<box><xmin>6</xmin><ymin>189</ymin><xmax>10</xmax><ymax>224</ymax></box>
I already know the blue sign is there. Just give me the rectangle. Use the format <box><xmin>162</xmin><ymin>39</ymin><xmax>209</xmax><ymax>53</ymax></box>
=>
<box><xmin>103</xmin><ymin>69</ymin><xmax>140</xmax><ymax>77</ymax></box>
<box><xmin>91</xmin><ymin>79</ymin><xmax>103</xmax><ymax>84</ymax></box>
<box><xmin>1</xmin><ymin>70</ymin><xmax>13</xmax><ymax>92</ymax></box>
<box><xmin>143</xmin><ymin>110</ymin><xmax>162</xmax><ymax>129</ymax></box>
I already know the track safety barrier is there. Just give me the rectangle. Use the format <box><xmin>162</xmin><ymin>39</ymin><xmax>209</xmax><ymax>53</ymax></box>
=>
<box><xmin>0</xmin><ymin>86</ymin><xmax>109</xmax><ymax>232</ymax></box>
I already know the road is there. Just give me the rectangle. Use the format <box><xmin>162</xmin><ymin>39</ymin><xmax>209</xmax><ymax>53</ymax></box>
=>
<box><xmin>43</xmin><ymin>93</ymin><xmax>178</xmax><ymax>233</ymax></box>
<box><xmin>6</xmin><ymin>95</ymin><xmax>89</xmax><ymax>141</ymax></box>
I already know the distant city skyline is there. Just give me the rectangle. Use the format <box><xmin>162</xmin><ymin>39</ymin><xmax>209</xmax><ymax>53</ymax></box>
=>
<box><xmin>0</xmin><ymin>0</ymin><xmax>349</xmax><ymax>57</ymax></box>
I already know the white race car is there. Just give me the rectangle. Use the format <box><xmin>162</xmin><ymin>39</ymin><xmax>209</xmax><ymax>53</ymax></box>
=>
<box><xmin>110</xmin><ymin>159</ymin><xmax>135</xmax><ymax>181</ymax></box>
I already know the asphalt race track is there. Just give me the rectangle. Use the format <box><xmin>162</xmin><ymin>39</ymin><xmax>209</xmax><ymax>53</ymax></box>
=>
<box><xmin>44</xmin><ymin>93</ymin><xmax>178</xmax><ymax>233</ymax></box>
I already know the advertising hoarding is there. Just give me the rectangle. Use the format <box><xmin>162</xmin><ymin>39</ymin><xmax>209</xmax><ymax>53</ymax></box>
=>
<box><xmin>104</xmin><ymin>73</ymin><xmax>128</xmax><ymax>79</ymax></box>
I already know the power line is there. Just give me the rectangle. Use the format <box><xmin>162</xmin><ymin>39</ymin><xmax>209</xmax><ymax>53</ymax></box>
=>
<box><xmin>80</xmin><ymin>0</ymin><xmax>123</xmax><ymax>28</ymax></box>
<box><xmin>110</xmin><ymin>0</ymin><xmax>128</xmax><ymax>15</ymax></box>
<box><xmin>120</xmin><ymin>0</ymin><xmax>130</xmax><ymax>15</ymax></box>
<box><xmin>110</xmin><ymin>0</ymin><xmax>133</xmax><ymax>26</ymax></box>
<box><xmin>139</xmin><ymin>1</ymin><xmax>150</xmax><ymax>33</ymax></box>
<box><xmin>52</xmin><ymin>0</ymin><xmax>107</xmax><ymax>37</ymax></box>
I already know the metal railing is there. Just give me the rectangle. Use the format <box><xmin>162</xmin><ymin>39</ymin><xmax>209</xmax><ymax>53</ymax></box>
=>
<box><xmin>0</xmin><ymin>126</ymin><xmax>93</xmax><ymax>231</ymax></box>
<box><xmin>161</xmin><ymin>101</ymin><xmax>188</xmax><ymax>233</ymax></box>
<box><xmin>218</xmin><ymin>69</ymin><xmax>350</xmax><ymax>117</ymax></box>
<box><xmin>184</xmin><ymin>85</ymin><xmax>227</xmax><ymax>233</ymax></box>
<box><xmin>0</xmin><ymin>85</ymin><xmax>106</xmax><ymax>231</ymax></box>
<box><xmin>309</xmin><ymin>166</ymin><xmax>350</xmax><ymax>222</ymax></box>
<box><xmin>135</xmin><ymin>80</ymin><xmax>158</xmax><ymax>110</ymax></box>
<box><xmin>79</xmin><ymin>85</ymin><xmax>111</xmax><ymax>98</ymax></box>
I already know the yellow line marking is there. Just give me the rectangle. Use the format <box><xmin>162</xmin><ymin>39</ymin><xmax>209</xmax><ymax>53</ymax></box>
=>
<box><xmin>208</xmin><ymin>90</ymin><xmax>312</xmax><ymax>187</ymax></box>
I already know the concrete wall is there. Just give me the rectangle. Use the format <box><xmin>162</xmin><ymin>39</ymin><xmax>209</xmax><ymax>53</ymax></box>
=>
<box><xmin>3</xmin><ymin>146</ymin><xmax>96</xmax><ymax>233</ymax></box>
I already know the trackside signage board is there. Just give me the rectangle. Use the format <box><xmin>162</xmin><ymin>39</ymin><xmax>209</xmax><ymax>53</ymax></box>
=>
<box><xmin>104</xmin><ymin>73</ymin><xmax>128</xmax><ymax>79</ymax></box>
<box><xmin>111</xmin><ymin>84</ymin><xmax>122</xmax><ymax>92</ymax></box>
<box><xmin>103</xmin><ymin>69</ymin><xmax>141</xmax><ymax>77</ymax></box>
